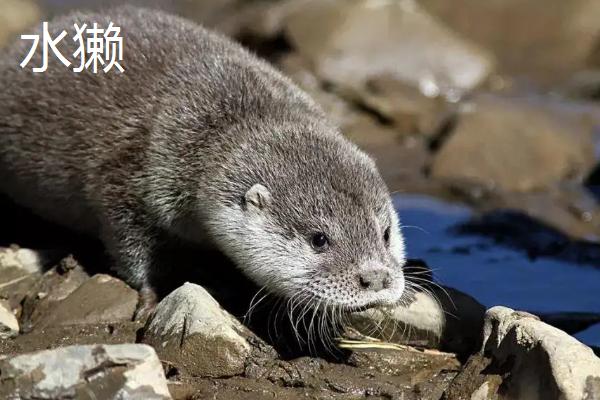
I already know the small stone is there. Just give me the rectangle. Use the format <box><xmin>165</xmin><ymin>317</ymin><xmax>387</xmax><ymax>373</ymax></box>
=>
<box><xmin>0</xmin><ymin>301</ymin><xmax>18</xmax><ymax>339</ymax></box>
<box><xmin>143</xmin><ymin>282</ymin><xmax>269</xmax><ymax>378</ymax></box>
<box><xmin>0</xmin><ymin>247</ymin><xmax>45</xmax><ymax>320</ymax></box>
<box><xmin>0</xmin><ymin>246</ymin><xmax>44</xmax><ymax>274</ymax></box>
<box><xmin>0</xmin><ymin>344</ymin><xmax>171</xmax><ymax>399</ymax></box>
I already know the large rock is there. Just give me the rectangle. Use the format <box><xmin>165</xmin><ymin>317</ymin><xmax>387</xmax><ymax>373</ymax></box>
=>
<box><xmin>431</xmin><ymin>94</ymin><xmax>596</xmax><ymax>192</ymax></box>
<box><xmin>420</xmin><ymin>0</ymin><xmax>600</xmax><ymax>84</ymax></box>
<box><xmin>0</xmin><ymin>344</ymin><xmax>171</xmax><ymax>399</ymax></box>
<box><xmin>349</xmin><ymin>284</ymin><xmax>485</xmax><ymax>356</ymax></box>
<box><xmin>481</xmin><ymin>306</ymin><xmax>600</xmax><ymax>400</ymax></box>
<box><xmin>143</xmin><ymin>282</ymin><xmax>273</xmax><ymax>378</ymax></box>
<box><xmin>283</xmin><ymin>0</ymin><xmax>493</xmax><ymax>100</ymax></box>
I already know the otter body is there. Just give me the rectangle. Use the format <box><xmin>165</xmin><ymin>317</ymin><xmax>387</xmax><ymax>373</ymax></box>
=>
<box><xmin>0</xmin><ymin>7</ymin><xmax>406</xmax><ymax>310</ymax></box>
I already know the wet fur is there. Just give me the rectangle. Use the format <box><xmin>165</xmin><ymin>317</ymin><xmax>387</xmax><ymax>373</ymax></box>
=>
<box><xmin>0</xmin><ymin>7</ymin><xmax>405</xmax><ymax>310</ymax></box>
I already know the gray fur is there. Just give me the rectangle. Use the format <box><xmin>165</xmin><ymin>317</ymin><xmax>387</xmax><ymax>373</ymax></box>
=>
<box><xmin>0</xmin><ymin>7</ymin><xmax>405</xmax><ymax>309</ymax></box>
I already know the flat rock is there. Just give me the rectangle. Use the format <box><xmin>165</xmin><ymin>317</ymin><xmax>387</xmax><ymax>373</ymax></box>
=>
<box><xmin>0</xmin><ymin>300</ymin><xmax>18</xmax><ymax>339</ymax></box>
<box><xmin>431</xmin><ymin>94</ymin><xmax>596</xmax><ymax>192</ymax></box>
<box><xmin>0</xmin><ymin>321</ymin><xmax>142</xmax><ymax>357</ymax></box>
<box><xmin>284</xmin><ymin>0</ymin><xmax>493</xmax><ymax>99</ymax></box>
<box><xmin>481</xmin><ymin>306</ymin><xmax>600</xmax><ymax>400</ymax></box>
<box><xmin>20</xmin><ymin>256</ymin><xmax>89</xmax><ymax>330</ymax></box>
<box><xmin>350</xmin><ymin>284</ymin><xmax>485</xmax><ymax>356</ymax></box>
<box><xmin>0</xmin><ymin>343</ymin><xmax>171</xmax><ymax>399</ymax></box>
<box><xmin>33</xmin><ymin>274</ymin><xmax>138</xmax><ymax>329</ymax></box>
<box><xmin>144</xmin><ymin>282</ymin><xmax>272</xmax><ymax>378</ymax></box>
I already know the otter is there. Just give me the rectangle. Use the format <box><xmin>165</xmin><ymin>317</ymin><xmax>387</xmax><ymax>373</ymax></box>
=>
<box><xmin>0</xmin><ymin>7</ymin><xmax>406</xmax><ymax>315</ymax></box>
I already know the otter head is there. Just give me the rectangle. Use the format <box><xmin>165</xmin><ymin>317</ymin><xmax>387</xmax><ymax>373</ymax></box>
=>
<box><xmin>211</xmin><ymin>127</ymin><xmax>406</xmax><ymax>312</ymax></box>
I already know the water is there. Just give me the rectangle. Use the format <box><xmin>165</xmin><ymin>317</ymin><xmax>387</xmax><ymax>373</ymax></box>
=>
<box><xmin>395</xmin><ymin>194</ymin><xmax>600</xmax><ymax>347</ymax></box>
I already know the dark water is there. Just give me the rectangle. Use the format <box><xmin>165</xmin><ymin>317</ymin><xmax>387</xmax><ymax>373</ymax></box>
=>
<box><xmin>395</xmin><ymin>194</ymin><xmax>600</xmax><ymax>347</ymax></box>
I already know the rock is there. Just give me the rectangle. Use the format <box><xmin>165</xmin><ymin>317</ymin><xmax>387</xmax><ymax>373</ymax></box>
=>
<box><xmin>343</xmin><ymin>114</ymin><xmax>429</xmax><ymax>191</ymax></box>
<box><xmin>430</xmin><ymin>94</ymin><xmax>596</xmax><ymax>192</ymax></box>
<box><xmin>0</xmin><ymin>300</ymin><xmax>18</xmax><ymax>339</ymax></box>
<box><xmin>420</xmin><ymin>0</ymin><xmax>600</xmax><ymax>84</ymax></box>
<box><xmin>337</xmin><ymin>75</ymin><xmax>456</xmax><ymax>137</ymax></box>
<box><xmin>349</xmin><ymin>284</ymin><xmax>486</xmax><ymax>356</ymax></box>
<box><xmin>173</xmin><ymin>0</ymin><xmax>248</xmax><ymax>32</ymax></box>
<box><xmin>0</xmin><ymin>0</ymin><xmax>40</xmax><ymax>48</ymax></box>
<box><xmin>0</xmin><ymin>246</ymin><xmax>44</xmax><ymax>274</ymax></box>
<box><xmin>481</xmin><ymin>306</ymin><xmax>600</xmax><ymax>400</ymax></box>
<box><xmin>143</xmin><ymin>282</ymin><xmax>271</xmax><ymax>378</ymax></box>
<box><xmin>490</xmin><ymin>186</ymin><xmax>600</xmax><ymax>242</ymax></box>
<box><xmin>20</xmin><ymin>256</ymin><xmax>90</xmax><ymax>330</ymax></box>
<box><xmin>206</xmin><ymin>0</ymin><xmax>303</xmax><ymax>40</ymax></box>
<box><xmin>443</xmin><ymin>355</ymin><xmax>502</xmax><ymax>400</ymax></box>
<box><xmin>279</xmin><ymin>53</ymin><xmax>360</xmax><ymax>129</ymax></box>
<box><xmin>0</xmin><ymin>344</ymin><xmax>171</xmax><ymax>399</ymax></box>
<box><xmin>284</xmin><ymin>0</ymin><xmax>494</xmax><ymax>100</ymax></box>
<box><xmin>0</xmin><ymin>246</ymin><xmax>45</xmax><ymax>319</ymax></box>
<box><xmin>34</xmin><ymin>274</ymin><xmax>138</xmax><ymax>329</ymax></box>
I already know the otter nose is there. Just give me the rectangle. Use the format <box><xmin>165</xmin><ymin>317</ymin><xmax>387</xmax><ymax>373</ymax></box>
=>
<box><xmin>358</xmin><ymin>269</ymin><xmax>391</xmax><ymax>292</ymax></box>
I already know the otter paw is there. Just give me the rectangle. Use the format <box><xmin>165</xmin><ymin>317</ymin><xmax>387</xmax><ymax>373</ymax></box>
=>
<box><xmin>134</xmin><ymin>286</ymin><xmax>158</xmax><ymax>322</ymax></box>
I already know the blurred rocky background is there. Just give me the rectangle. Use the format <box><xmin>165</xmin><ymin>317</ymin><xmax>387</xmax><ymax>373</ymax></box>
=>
<box><xmin>1</xmin><ymin>0</ymin><xmax>600</xmax><ymax>399</ymax></box>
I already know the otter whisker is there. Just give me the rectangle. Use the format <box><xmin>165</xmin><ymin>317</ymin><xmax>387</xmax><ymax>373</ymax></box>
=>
<box><xmin>244</xmin><ymin>286</ymin><xmax>270</xmax><ymax>324</ymax></box>
<box><xmin>400</xmin><ymin>225</ymin><xmax>431</xmax><ymax>235</ymax></box>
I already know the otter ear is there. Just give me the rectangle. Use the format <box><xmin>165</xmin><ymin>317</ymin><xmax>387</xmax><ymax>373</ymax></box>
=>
<box><xmin>244</xmin><ymin>184</ymin><xmax>271</xmax><ymax>210</ymax></box>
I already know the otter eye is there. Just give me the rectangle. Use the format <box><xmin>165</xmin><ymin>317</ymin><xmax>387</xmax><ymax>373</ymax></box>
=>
<box><xmin>311</xmin><ymin>232</ymin><xmax>329</xmax><ymax>251</ymax></box>
<box><xmin>383</xmin><ymin>227</ymin><xmax>391</xmax><ymax>245</ymax></box>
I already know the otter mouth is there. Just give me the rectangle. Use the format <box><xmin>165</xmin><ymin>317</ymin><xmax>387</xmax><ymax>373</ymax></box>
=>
<box><xmin>338</xmin><ymin>300</ymin><xmax>401</xmax><ymax>313</ymax></box>
<box><xmin>301</xmin><ymin>285</ymin><xmax>405</xmax><ymax>314</ymax></box>
<box><xmin>304</xmin><ymin>296</ymin><xmax>402</xmax><ymax>314</ymax></box>
<box><xmin>339</xmin><ymin>304</ymin><xmax>374</xmax><ymax>313</ymax></box>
